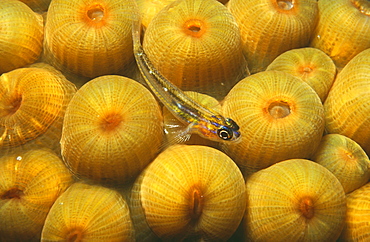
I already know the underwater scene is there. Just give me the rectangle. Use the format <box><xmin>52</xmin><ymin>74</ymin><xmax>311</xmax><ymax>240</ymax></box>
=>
<box><xmin>1</xmin><ymin>0</ymin><xmax>370</xmax><ymax>241</ymax></box>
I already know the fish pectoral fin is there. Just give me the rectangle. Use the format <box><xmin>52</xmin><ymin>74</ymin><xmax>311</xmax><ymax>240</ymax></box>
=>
<box><xmin>164</xmin><ymin>122</ymin><xmax>193</xmax><ymax>146</ymax></box>
<box><xmin>171</xmin><ymin>124</ymin><xmax>193</xmax><ymax>144</ymax></box>
<box><xmin>172</xmin><ymin>130</ymin><xmax>192</xmax><ymax>144</ymax></box>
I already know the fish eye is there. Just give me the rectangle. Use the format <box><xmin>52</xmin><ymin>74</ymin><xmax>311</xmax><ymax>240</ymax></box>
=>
<box><xmin>217</xmin><ymin>128</ymin><xmax>232</xmax><ymax>140</ymax></box>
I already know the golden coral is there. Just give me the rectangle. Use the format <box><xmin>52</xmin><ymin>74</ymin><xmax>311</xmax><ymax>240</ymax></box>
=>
<box><xmin>137</xmin><ymin>0</ymin><xmax>175</xmax><ymax>29</ymax></box>
<box><xmin>0</xmin><ymin>0</ymin><xmax>44</xmax><ymax>74</ymax></box>
<box><xmin>313</xmin><ymin>134</ymin><xmax>370</xmax><ymax>194</ymax></box>
<box><xmin>1</xmin><ymin>0</ymin><xmax>367</xmax><ymax>240</ymax></box>
<box><xmin>266</xmin><ymin>47</ymin><xmax>336</xmax><ymax>102</ymax></box>
<box><xmin>61</xmin><ymin>75</ymin><xmax>163</xmax><ymax>185</ymax></box>
<box><xmin>228</xmin><ymin>0</ymin><xmax>318</xmax><ymax>73</ymax></box>
<box><xmin>339</xmin><ymin>182</ymin><xmax>370</xmax><ymax>241</ymax></box>
<box><xmin>0</xmin><ymin>148</ymin><xmax>73</xmax><ymax>242</ymax></box>
<box><xmin>44</xmin><ymin>0</ymin><xmax>136</xmax><ymax>78</ymax></box>
<box><xmin>129</xmin><ymin>172</ymin><xmax>160</xmax><ymax>242</ymax></box>
<box><xmin>131</xmin><ymin>145</ymin><xmax>246</xmax><ymax>241</ymax></box>
<box><xmin>41</xmin><ymin>182</ymin><xmax>135</xmax><ymax>242</ymax></box>
<box><xmin>222</xmin><ymin>71</ymin><xmax>325</xmax><ymax>174</ymax></box>
<box><xmin>324</xmin><ymin>48</ymin><xmax>370</xmax><ymax>155</ymax></box>
<box><xmin>143</xmin><ymin>0</ymin><xmax>248</xmax><ymax>98</ymax></box>
<box><xmin>244</xmin><ymin>159</ymin><xmax>346</xmax><ymax>241</ymax></box>
<box><xmin>310</xmin><ymin>0</ymin><xmax>370</xmax><ymax>69</ymax></box>
<box><xmin>0</xmin><ymin>67</ymin><xmax>77</xmax><ymax>156</ymax></box>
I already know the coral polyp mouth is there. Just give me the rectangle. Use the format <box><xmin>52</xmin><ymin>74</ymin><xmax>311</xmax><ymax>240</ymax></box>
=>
<box><xmin>299</xmin><ymin>65</ymin><xmax>314</xmax><ymax>77</ymax></box>
<box><xmin>267</xmin><ymin>100</ymin><xmax>291</xmax><ymax>119</ymax></box>
<box><xmin>299</xmin><ymin>197</ymin><xmax>315</xmax><ymax>220</ymax></box>
<box><xmin>99</xmin><ymin>112</ymin><xmax>123</xmax><ymax>133</ymax></box>
<box><xmin>340</xmin><ymin>148</ymin><xmax>356</xmax><ymax>162</ymax></box>
<box><xmin>85</xmin><ymin>3</ymin><xmax>107</xmax><ymax>26</ymax></box>
<box><xmin>277</xmin><ymin>0</ymin><xmax>294</xmax><ymax>11</ymax></box>
<box><xmin>67</xmin><ymin>229</ymin><xmax>84</xmax><ymax>242</ymax></box>
<box><xmin>189</xmin><ymin>186</ymin><xmax>204</xmax><ymax>221</ymax></box>
<box><xmin>188</xmin><ymin>25</ymin><xmax>201</xmax><ymax>32</ymax></box>
<box><xmin>87</xmin><ymin>4</ymin><xmax>104</xmax><ymax>21</ymax></box>
<box><xmin>183</xmin><ymin>19</ymin><xmax>206</xmax><ymax>38</ymax></box>
<box><xmin>1</xmin><ymin>187</ymin><xmax>24</xmax><ymax>200</ymax></box>
<box><xmin>0</xmin><ymin>96</ymin><xmax>22</xmax><ymax>117</ymax></box>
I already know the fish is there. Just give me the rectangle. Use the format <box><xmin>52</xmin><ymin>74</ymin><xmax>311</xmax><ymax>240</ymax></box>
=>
<box><xmin>131</xmin><ymin>15</ymin><xmax>241</xmax><ymax>144</ymax></box>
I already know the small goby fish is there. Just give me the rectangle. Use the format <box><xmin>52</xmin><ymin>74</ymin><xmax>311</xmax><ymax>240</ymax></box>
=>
<box><xmin>132</xmin><ymin>17</ymin><xmax>241</xmax><ymax>143</ymax></box>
